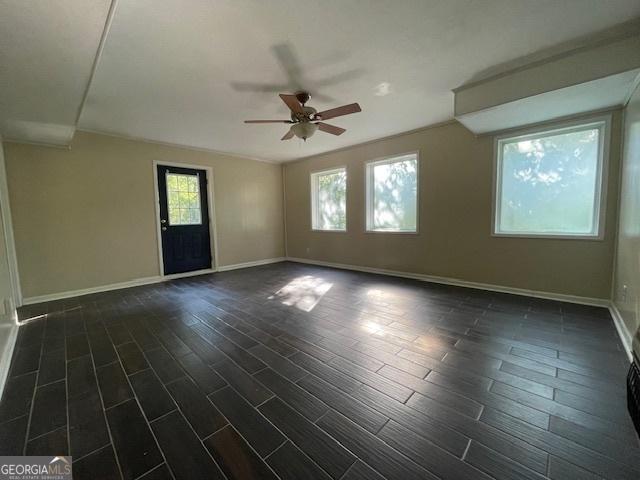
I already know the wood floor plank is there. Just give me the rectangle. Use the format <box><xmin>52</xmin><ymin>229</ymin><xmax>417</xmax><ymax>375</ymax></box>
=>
<box><xmin>129</xmin><ymin>369</ymin><xmax>176</xmax><ymax>421</ymax></box>
<box><xmin>96</xmin><ymin>361</ymin><xmax>133</xmax><ymax>409</ymax></box>
<box><xmin>290</xmin><ymin>351</ymin><xmax>362</xmax><ymax>394</ymax></box>
<box><xmin>249</xmin><ymin>344</ymin><xmax>306</xmax><ymax>382</ymax></box>
<box><xmin>0</xmin><ymin>415</ymin><xmax>28</xmax><ymax>455</ymax></box>
<box><xmin>352</xmin><ymin>383</ymin><xmax>470</xmax><ymax>456</ymax></box>
<box><xmin>407</xmin><ymin>391</ymin><xmax>549</xmax><ymax>474</ymax></box>
<box><xmin>465</xmin><ymin>440</ymin><xmax>546</xmax><ymax>480</ymax></box>
<box><xmin>378</xmin><ymin>364</ymin><xmax>483</xmax><ymax>418</ymax></box>
<box><xmin>117</xmin><ymin>342</ymin><xmax>149</xmax><ymax>375</ymax></box>
<box><xmin>144</xmin><ymin>347</ymin><xmax>185</xmax><ymax>384</ymax></box>
<box><xmin>26</xmin><ymin>426</ymin><xmax>68</xmax><ymax>456</ymax></box>
<box><xmin>490</xmin><ymin>381</ymin><xmax>633</xmax><ymax>440</ymax></box>
<box><xmin>209</xmin><ymin>386</ymin><xmax>284</xmax><ymax>457</ymax></box>
<box><xmin>68</xmin><ymin>390</ymin><xmax>110</xmax><ymax>458</ymax></box>
<box><xmin>547</xmin><ymin>456</ymin><xmax>600</xmax><ymax>480</ymax></box>
<box><xmin>266</xmin><ymin>441</ymin><xmax>331</xmax><ymax>480</ymax></box>
<box><xmin>72</xmin><ymin>445</ymin><xmax>121</xmax><ymax>480</ymax></box>
<box><xmin>107</xmin><ymin>399</ymin><xmax>163</xmax><ymax>480</ymax></box>
<box><xmin>0</xmin><ymin>372</ymin><xmax>36</xmax><ymax>423</ymax></box>
<box><xmin>175</xmin><ymin>352</ymin><xmax>226</xmax><ymax>394</ymax></box>
<box><xmin>297</xmin><ymin>374</ymin><xmax>388</xmax><ymax>434</ymax></box>
<box><xmin>151</xmin><ymin>411</ymin><xmax>225</xmax><ymax>480</ymax></box>
<box><xmin>341</xmin><ymin>461</ymin><xmax>385</xmax><ymax>480</ymax></box>
<box><xmin>204</xmin><ymin>425</ymin><xmax>278</xmax><ymax>480</ymax></box>
<box><xmin>165</xmin><ymin>376</ymin><xmax>227</xmax><ymax>438</ymax></box>
<box><xmin>213</xmin><ymin>358</ymin><xmax>273</xmax><ymax>406</ymax></box>
<box><xmin>317</xmin><ymin>410</ymin><xmax>436</xmax><ymax>480</ymax></box>
<box><xmin>548</xmin><ymin>415</ymin><xmax>639</xmax><ymax>467</ymax></box>
<box><xmin>378</xmin><ymin>420</ymin><xmax>490</xmax><ymax>480</ymax></box>
<box><xmin>328</xmin><ymin>356</ymin><xmax>413</xmax><ymax>402</ymax></box>
<box><xmin>259</xmin><ymin>397</ymin><xmax>356</xmax><ymax>479</ymax></box>
<box><xmin>481</xmin><ymin>406</ymin><xmax>640</xmax><ymax>480</ymax></box>
<box><xmin>253</xmin><ymin>368</ymin><xmax>328</xmax><ymax>422</ymax></box>
<box><xmin>28</xmin><ymin>380</ymin><xmax>66</xmax><ymax>438</ymax></box>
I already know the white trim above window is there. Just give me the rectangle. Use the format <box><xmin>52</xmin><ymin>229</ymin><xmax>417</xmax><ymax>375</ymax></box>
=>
<box><xmin>492</xmin><ymin>115</ymin><xmax>610</xmax><ymax>240</ymax></box>
<box><xmin>365</xmin><ymin>152</ymin><xmax>419</xmax><ymax>233</ymax></box>
<box><xmin>310</xmin><ymin>167</ymin><xmax>347</xmax><ymax>232</ymax></box>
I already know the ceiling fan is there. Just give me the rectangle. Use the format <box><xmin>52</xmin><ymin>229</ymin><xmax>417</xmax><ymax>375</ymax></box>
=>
<box><xmin>244</xmin><ymin>92</ymin><xmax>361</xmax><ymax>141</ymax></box>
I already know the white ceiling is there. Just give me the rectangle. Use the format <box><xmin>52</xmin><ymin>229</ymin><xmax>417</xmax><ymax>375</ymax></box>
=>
<box><xmin>2</xmin><ymin>1</ymin><xmax>640</xmax><ymax>161</ymax></box>
<box><xmin>0</xmin><ymin>0</ymin><xmax>112</xmax><ymax>144</ymax></box>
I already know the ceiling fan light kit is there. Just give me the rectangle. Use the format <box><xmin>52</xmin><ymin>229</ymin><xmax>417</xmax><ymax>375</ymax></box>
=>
<box><xmin>244</xmin><ymin>91</ymin><xmax>361</xmax><ymax>142</ymax></box>
<box><xmin>292</xmin><ymin>121</ymin><xmax>318</xmax><ymax>141</ymax></box>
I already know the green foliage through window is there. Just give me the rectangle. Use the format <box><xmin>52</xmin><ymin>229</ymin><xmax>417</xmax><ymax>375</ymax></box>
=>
<box><xmin>166</xmin><ymin>173</ymin><xmax>202</xmax><ymax>225</ymax></box>
<box><xmin>496</xmin><ymin>123</ymin><xmax>604</xmax><ymax>236</ymax></box>
<box><xmin>311</xmin><ymin>168</ymin><xmax>347</xmax><ymax>230</ymax></box>
<box><xmin>367</xmin><ymin>154</ymin><xmax>418</xmax><ymax>232</ymax></box>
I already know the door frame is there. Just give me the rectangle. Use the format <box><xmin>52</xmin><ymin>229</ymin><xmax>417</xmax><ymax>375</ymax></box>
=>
<box><xmin>152</xmin><ymin>160</ymin><xmax>219</xmax><ymax>278</ymax></box>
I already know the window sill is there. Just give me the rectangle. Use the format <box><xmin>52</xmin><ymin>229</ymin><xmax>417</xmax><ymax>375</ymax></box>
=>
<box><xmin>492</xmin><ymin>232</ymin><xmax>604</xmax><ymax>241</ymax></box>
<box><xmin>311</xmin><ymin>229</ymin><xmax>347</xmax><ymax>233</ymax></box>
<box><xmin>365</xmin><ymin>229</ymin><xmax>419</xmax><ymax>235</ymax></box>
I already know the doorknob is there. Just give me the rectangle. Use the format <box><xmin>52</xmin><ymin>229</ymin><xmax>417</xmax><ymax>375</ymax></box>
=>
<box><xmin>160</xmin><ymin>219</ymin><xmax>167</xmax><ymax>223</ymax></box>
<box><xmin>162</xmin><ymin>227</ymin><xmax>167</xmax><ymax>231</ymax></box>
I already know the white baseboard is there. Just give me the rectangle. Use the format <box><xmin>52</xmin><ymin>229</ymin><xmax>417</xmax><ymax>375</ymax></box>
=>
<box><xmin>163</xmin><ymin>268</ymin><xmax>216</xmax><ymax>280</ymax></box>
<box><xmin>286</xmin><ymin>256</ymin><xmax>610</xmax><ymax>307</ymax></box>
<box><xmin>217</xmin><ymin>257</ymin><xmax>286</xmax><ymax>272</ymax></box>
<box><xmin>22</xmin><ymin>257</ymin><xmax>287</xmax><ymax>305</ymax></box>
<box><xmin>22</xmin><ymin>275</ymin><xmax>164</xmax><ymax>305</ymax></box>
<box><xmin>0</xmin><ymin>323</ymin><xmax>18</xmax><ymax>401</ymax></box>
<box><xmin>609</xmin><ymin>303</ymin><xmax>634</xmax><ymax>362</ymax></box>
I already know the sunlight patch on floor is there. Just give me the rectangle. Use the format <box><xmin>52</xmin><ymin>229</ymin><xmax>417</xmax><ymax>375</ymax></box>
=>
<box><xmin>268</xmin><ymin>275</ymin><xmax>333</xmax><ymax>312</ymax></box>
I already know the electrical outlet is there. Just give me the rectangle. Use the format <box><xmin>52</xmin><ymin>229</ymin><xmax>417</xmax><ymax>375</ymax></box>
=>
<box><xmin>306</xmin><ymin>247</ymin><xmax>311</xmax><ymax>254</ymax></box>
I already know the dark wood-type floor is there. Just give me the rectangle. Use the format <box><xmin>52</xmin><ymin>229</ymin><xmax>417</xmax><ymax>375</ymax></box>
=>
<box><xmin>2</xmin><ymin>262</ymin><xmax>638</xmax><ymax>479</ymax></box>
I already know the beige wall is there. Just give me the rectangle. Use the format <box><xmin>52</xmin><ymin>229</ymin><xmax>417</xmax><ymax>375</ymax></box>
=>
<box><xmin>0</xmin><ymin>202</ymin><xmax>13</xmax><ymax>315</ymax></box>
<box><xmin>0</xmin><ymin>141</ymin><xmax>16</xmax><ymax>318</ymax></box>
<box><xmin>613</xmin><ymin>83</ymin><xmax>640</xmax><ymax>339</ymax></box>
<box><xmin>3</xmin><ymin>132</ymin><xmax>285</xmax><ymax>299</ymax></box>
<box><xmin>284</xmin><ymin>113</ymin><xmax>623</xmax><ymax>300</ymax></box>
<box><xmin>0</xmin><ymin>139</ymin><xmax>18</xmax><ymax>392</ymax></box>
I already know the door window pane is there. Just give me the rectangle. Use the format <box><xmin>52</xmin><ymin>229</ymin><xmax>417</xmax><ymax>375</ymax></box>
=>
<box><xmin>166</xmin><ymin>173</ymin><xmax>203</xmax><ymax>225</ymax></box>
<box><xmin>366</xmin><ymin>154</ymin><xmax>418</xmax><ymax>232</ymax></box>
<box><xmin>495</xmin><ymin>122</ymin><xmax>605</xmax><ymax>237</ymax></box>
<box><xmin>311</xmin><ymin>168</ymin><xmax>347</xmax><ymax>231</ymax></box>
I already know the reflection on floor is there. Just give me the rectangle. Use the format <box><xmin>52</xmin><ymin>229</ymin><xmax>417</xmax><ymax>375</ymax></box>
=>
<box><xmin>1</xmin><ymin>261</ymin><xmax>638</xmax><ymax>480</ymax></box>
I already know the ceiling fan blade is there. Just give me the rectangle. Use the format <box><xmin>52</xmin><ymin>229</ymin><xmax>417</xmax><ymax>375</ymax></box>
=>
<box><xmin>244</xmin><ymin>120</ymin><xmax>291</xmax><ymax>123</ymax></box>
<box><xmin>316</xmin><ymin>103</ymin><xmax>361</xmax><ymax>121</ymax></box>
<box><xmin>279</xmin><ymin>94</ymin><xmax>304</xmax><ymax>114</ymax></box>
<box><xmin>317</xmin><ymin>122</ymin><xmax>346</xmax><ymax>136</ymax></box>
<box><xmin>281</xmin><ymin>128</ymin><xmax>295</xmax><ymax>140</ymax></box>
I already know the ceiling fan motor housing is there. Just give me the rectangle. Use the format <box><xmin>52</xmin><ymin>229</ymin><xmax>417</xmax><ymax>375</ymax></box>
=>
<box><xmin>291</xmin><ymin>105</ymin><xmax>317</xmax><ymax>123</ymax></box>
<box><xmin>295</xmin><ymin>91</ymin><xmax>311</xmax><ymax>105</ymax></box>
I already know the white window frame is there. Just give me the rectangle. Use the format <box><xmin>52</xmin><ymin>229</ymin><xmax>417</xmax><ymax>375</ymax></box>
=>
<box><xmin>365</xmin><ymin>152</ymin><xmax>419</xmax><ymax>234</ymax></box>
<box><xmin>310</xmin><ymin>166</ymin><xmax>347</xmax><ymax>232</ymax></box>
<box><xmin>492</xmin><ymin>115</ymin><xmax>610</xmax><ymax>240</ymax></box>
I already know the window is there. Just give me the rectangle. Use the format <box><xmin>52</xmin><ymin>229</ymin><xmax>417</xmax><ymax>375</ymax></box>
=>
<box><xmin>166</xmin><ymin>173</ymin><xmax>202</xmax><ymax>225</ymax></box>
<box><xmin>366</xmin><ymin>153</ymin><xmax>418</xmax><ymax>232</ymax></box>
<box><xmin>310</xmin><ymin>167</ymin><xmax>347</xmax><ymax>231</ymax></box>
<box><xmin>494</xmin><ymin>120</ymin><xmax>607</xmax><ymax>238</ymax></box>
